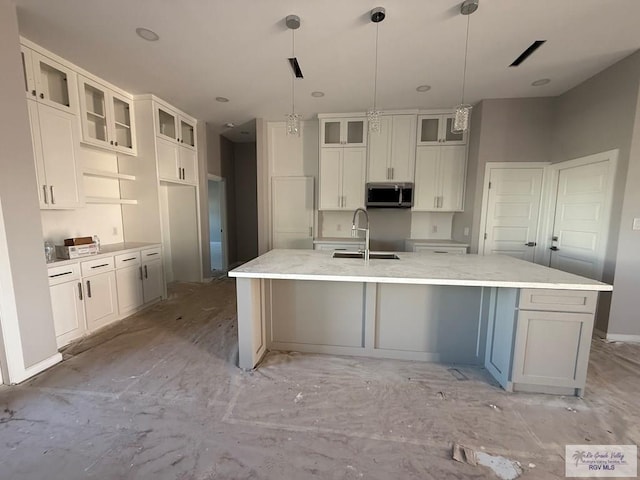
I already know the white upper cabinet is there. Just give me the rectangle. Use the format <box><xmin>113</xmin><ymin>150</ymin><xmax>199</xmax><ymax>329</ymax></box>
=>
<box><xmin>156</xmin><ymin>137</ymin><xmax>197</xmax><ymax>185</ymax></box>
<box><xmin>156</xmin><ymin>104</ymin><xmax>196</xmax><ymax>150</ymax></box>
<box><xmin>27</xmin><ymin>100</ymin><xmax>83</xmax><ymax>209</ymax></box>
<box><xmin>78</xmin><ymin>75</ymin><xmax>137</xmax><ymax>155</ymax></box>
<box><xmin>21</xmin><ymin>45</ymin><xmax>78</xmax><ymax>115</ymax></box>
<box><xmin>413</xmin><ymin>145</ymin><xmax>466</xmax><ymax>211</ymax></box>
<box><xmin>367</xmin><ymin>115</ymin><xmax>417</xmax><ymax>182</ymax></box>
<box><xmin>320</xmin><ymin>117</ymin><xmax>367</xmax><ymax>148</ymax></box>
<box><xmin>319</xmin><ymin>147</ymin><xmax>366</xmax><ymax>210</ymax></box>
<box><xmin>417</xmin><ymin>114</ymin><xmax>467</xmax><ymax>146</ymax></box>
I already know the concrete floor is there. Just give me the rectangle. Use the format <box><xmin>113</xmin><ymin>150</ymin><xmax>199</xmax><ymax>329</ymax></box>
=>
<box><xmin>0</xmin><ymin>279</ymin><xmax>638</xmax><ymax>479</ymax></box>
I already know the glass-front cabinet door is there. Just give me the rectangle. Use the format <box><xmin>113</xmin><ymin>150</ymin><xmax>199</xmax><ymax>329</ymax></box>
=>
<box><xmin>418</xmin><ymin>114</ymin><xmax>467</xmax><ymax>146</ymax></box>
<box><xmin>110</xmin><ymin>92</ymin><xmax>136</xmax><ymax>154</ymax></box>
<box><xmin>179</xmin><ymin>118</ymin><xmax>196</xmax><ymax>148</ymax></box>
<box><xmin>21</xmin><ymin>46</ymin><xmax>77</xmax><ymax>114</ymax></box>
<box><xmin>79</xmin><ymin>77</ymin><xmax>109</xmax><ymax>148</ymax></box>
<box><xmin>320</xmin><ymin>118</ymin><xmax>367</xmax><ymax>147</ymax></box>
<box><xmin>157</xmin><ymin>107</ymin><xmax>178</xmax><ymax>141</ymax></box>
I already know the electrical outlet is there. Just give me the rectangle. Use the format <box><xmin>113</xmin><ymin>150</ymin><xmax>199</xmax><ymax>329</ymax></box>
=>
<box><xmin>633</xmin><ymin>218</ymin><xmax>640</xmax><ymax>231</ymax></box>
<box><xmin>336</xmin><ymin>224</ymin><xmax>341</xmax><ymax>231</ymax></box>
<box><xmin>464</xmin><ymin>227</ymin><xmax>470</xmax><ymax>236</ymax></box>
<box><xmin>432</xmin><ymin>225</ymin><xmax>438</xmax><ymax>233</ymax></box>
<box><xmin>112</xmin><ymin>227</ymin><xmax>118</xmax><ymax>235</ymax></box>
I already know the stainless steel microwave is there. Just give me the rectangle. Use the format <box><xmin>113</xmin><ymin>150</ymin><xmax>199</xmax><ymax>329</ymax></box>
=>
<box><xmin>365</xmin><ymin>183</ymin><xmax>413</xmax><ymax>208</ymax></box>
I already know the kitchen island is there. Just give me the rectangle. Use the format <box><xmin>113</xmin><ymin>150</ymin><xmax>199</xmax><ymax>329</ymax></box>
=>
<box><xmin>229</xmin><ymin>249</ymin><xmax>612</xmax><ymax>396</ymax></box>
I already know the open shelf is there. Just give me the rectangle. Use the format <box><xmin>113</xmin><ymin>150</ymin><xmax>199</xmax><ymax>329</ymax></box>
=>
<box><xmin>86</xmin><ymin>196</ymin><xmax>138</xmax><ymax>205</ymax></box>
<box><xmin>83</xmin><ymin>168</ymin><xmax>136</xmax><ymax>181</ymax></box>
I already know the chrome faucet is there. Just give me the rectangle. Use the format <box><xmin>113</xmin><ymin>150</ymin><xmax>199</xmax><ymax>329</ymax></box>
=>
<box><xmin>351</xmin><ymin>208</ymin><xmax>370</xmax><ymax>261</ymax></box>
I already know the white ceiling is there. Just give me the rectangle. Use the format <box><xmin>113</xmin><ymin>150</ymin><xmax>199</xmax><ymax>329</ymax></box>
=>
<box><xmin>14</xmin><ymin>0</ymin><xmax>640</xmax><ymax>134</ymax></box>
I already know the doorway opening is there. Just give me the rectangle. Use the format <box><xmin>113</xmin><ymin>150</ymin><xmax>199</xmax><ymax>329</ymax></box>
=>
<box><xmin>208</xmin><ymin>176</ymin><xmax>227</xmax><ymax>275</ymax></box>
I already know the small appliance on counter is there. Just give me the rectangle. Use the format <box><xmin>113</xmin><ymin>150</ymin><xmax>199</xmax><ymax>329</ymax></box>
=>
<box><xmin>55</xmin><ymin>236</ymin><xmax>99</xmax><ymax>259</ymax></box>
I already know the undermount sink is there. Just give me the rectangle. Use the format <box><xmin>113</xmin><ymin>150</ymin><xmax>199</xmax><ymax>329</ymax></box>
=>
<box><xmin>332</xmin><ymin>251</ymin><xmax>400</xmax><ymax>260</ymax></box>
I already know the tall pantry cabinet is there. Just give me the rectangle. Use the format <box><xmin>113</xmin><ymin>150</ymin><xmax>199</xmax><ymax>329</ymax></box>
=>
<box><xmin>121</xmin><ymin>95</ymin><xmax>202</xmax><ymax>284</ymax></box>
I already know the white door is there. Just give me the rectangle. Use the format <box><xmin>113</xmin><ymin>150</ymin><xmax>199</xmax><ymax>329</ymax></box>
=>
<box><xmin>272</xmin><ymin>177</ymin><xmax>314</xmax><ymax>249</ymax></box>
<box><xmin>482</xmin><ymin>167</ymin><xmax>544</xmax><ymax>261</ymax></box>
<box><xmin>413</xmin><ymin>146</ymin><xmax>440</xmax><ymax>211</ymax></box>
<box><xmin>179</xmin><ymin>147</ymin><xmax>197</xmax><ymax>184</ymax></box>
<box><xmin>548</xmin><ymin>157</ymin><xmax>614</xmax><ymax>280</ymax></box>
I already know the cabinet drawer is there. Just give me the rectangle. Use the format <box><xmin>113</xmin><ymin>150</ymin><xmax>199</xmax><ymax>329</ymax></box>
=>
<box><xmin>47</xmin><ymin>263</ymin><xmax>80</xmax><ymax>286</ymax></box>
<box><xmin>115</xmin><ymin>252</ymin><xmax>141</xmax><ymax>268</ymax></box>
<box><xmin>81</xmin><ymin>256</ymin><xmax>115</xmax><ymax>276</ymax></box>
<box><xmin>141</xmin><ymin>247</ymin><xmax>162</xmax><ymax>261</ymax></box>
<box><xmin>518</xmin><ymin>289</ymin><xmax>597</xmax><ymax>314</ymax></box>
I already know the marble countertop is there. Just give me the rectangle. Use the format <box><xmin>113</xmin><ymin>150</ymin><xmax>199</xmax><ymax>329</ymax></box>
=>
<box><xmin>229</xmin><ymin>249</ymin><xmax>612</xmax><ymax>291</ymax></box>
<box><xmin>46</xmin><ymin>242</ymin><xmax>160</xmax><ymax>267</ymax></box>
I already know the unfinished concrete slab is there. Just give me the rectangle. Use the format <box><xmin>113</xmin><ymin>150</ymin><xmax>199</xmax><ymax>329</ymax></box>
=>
<box><xmin>0</xmin><ymin>279</ymin><xmax>638</xmax><ymax>479</ymax></box>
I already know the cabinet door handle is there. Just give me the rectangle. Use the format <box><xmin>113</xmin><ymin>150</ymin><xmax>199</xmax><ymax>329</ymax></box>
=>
<box><xmin>86</xmin><ymin>280</ymin><xmax>92</xmax><ymax>298</ymax></box>
<box><xmin>39</xmin><ymin>92</ymin><xmax>44</xmax><ymax>99</ymax></box>
<box><xmin>144</xmin><ymin>265</ymin><xmax>148</xmax><ymax>279</ymax></box>
<box><xmin>391</xmin><ymin>167</ymin><xmax>394</xmax><ymax>179</ymax></box>
<box><xmin>139</xmin><ymin>266</ymin><xmax>143</xmax><ymax>280</ymax></box>
<box><xmin>343</xmin><ymin>196</ymin><xmax>346</xmax><ymax>207</ymax></box>
<box><xmin>78</xmin><ymin>282</ymin><xmax>83</xmax><ymax>300</ymax></box>
<box><xmin>43</xmin><ymin>185</ymin><xmax>48</xmax><ymax>204</ymax></box>
<box><xmin>550</xmin><ymin>246</ymin><xmax>559</xmax><ymax>251</ymax></box>
<box><xmin>110</xmin><ymin>140</ymin><xmax>114</xmax><ymax>145</ymax></box>
<box><xmin>439</xmin><ymin>196</ymin><xmax>443</xmax><ymax>208</ymax></box>
<box><xmin>50</xmin><ymin>185</ymin><xmax>55</xmax><ymax>204</ymax></box>
<box><xmin>309</xmin><ymin>226</ymin><xmax>313</xmax><ymax>237</ymax></box>
<box><xmin>433</xmin><ymin>196</ymin><xmax>437</xmax><ymax>208</ymax></box>
<box><xmin>91</xmin><ymin>263</ymin><xmax>109</xmax><ymax>269</ymax></box>
<box><xmin>182</xmin><ymin>168</ymin><xmax>185</xmax><ymax>180</ymax></box>
<box><xmin>524</xmin><ymin>242</ymin><xmax>537</xmax><ymax>247</ymax></box>
<box><xmin>31</xmin><ymin>89</ymin><xmax>36</xmax><ymax>96</ymax></box>
<box><xmin>115</xmin><ymin>141</ymin><xmax>118</xmax><ymax>147</ymax></box>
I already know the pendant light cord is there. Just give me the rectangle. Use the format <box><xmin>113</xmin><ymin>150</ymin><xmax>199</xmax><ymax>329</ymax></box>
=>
<box><xmin>291</xmin><ymin>28</ymin><xmax>296</xmax><ymax>114</ymax></box>
<box><xmin>373</xmin><ymin>22</ymin><xmax>379</xmax><ymax>111</ymax></box>
<box><xmin>461</xmin><ymin>14</ymin><xmax>470</xmax><ymax>104</ymax></box>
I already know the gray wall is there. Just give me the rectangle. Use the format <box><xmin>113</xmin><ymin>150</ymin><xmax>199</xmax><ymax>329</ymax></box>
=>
<box><xmin>233</xmin><ymin>142</ymin><xmax>258</xmax><ymax>262</ymax></box>
<box><xmin>0</xmin><ymin>0</ymin><xmax>58</xmax><ymax>370</ymax></box>
<box><xmin>453</xmin><ymin>98</ymin><xmax>555</xmax><ymax>251</ymax></box>
<box><xmin>552</xmin><ymin>50</ymin><xmax>640</xmax><ymax>336</ymax></box>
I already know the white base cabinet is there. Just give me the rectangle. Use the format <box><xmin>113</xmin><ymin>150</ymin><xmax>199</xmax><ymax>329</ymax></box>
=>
<box><xmin>48</xmin><ymin>244</ymin><xmax>164</xmax><ymax>348</ymax></box>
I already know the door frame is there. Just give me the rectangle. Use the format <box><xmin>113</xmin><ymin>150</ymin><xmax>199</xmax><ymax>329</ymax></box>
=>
<box><xmin>537</xmin><ymin>149</ymin><xmax>618</xmax><ymax>278</ymax></box>
<box><xmin>207</xmin><ymin>174</ymin><xmax>228</xmax><ymax>272</ymax></box>
<box><xmin>477</xmin><ymin>162</ymin><xmax>550</xmax><ymax>262</ymax></box>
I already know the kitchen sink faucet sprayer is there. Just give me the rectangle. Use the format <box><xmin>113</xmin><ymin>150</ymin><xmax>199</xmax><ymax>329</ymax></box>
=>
<box><xmin>351</xmin><ymin>208</ymin><xmax>370</xmax><ymax>261</ymax></box>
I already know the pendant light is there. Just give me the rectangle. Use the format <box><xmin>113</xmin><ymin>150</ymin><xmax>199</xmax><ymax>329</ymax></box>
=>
<box><xmin>367</xmin><ymin>7</ymin><xmax>386</xmax><ymax>133</ymax></box>
<box><xmin>286</xmin><ymin>14</ymin><xmax>301</xmax><ymax>136</ymax></box>
<box><xmin>452</xmin><ymin>0</ymin><xmax>478</xmax><ymax>134</ymax></box>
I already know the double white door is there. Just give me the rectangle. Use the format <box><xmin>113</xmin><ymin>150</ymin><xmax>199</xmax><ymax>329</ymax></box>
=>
<box><xmin>481</xmin><ymin>151</ymin><xmax>616</xmax><ymax>280</ymax></box>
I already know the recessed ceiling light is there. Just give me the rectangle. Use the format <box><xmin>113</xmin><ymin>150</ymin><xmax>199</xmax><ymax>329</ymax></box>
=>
<box><xmin>416</xmin><ymin>85</ymin><xmax>431</xmax><ymax>92</ymax></box>
<box><xmin>311</xmin><ymin>91</ymin><xmax>325</xmax><ymax>98</ymax></box>
<box><xmin>135</xmin><ymin>27</ymin><xmax>159</xmax><ymax>42</ymax></box>
<box><xmin>531</xmin><ymin>78</ymin><xmax>551</xmax><ymax>87</ymax></box>
<box><xmin>216</xmin><ymin>96</ymin><xmax>229</xmax><ymax>103</ymax></box>
<box><xmin>224</xmin><ymin>122</ymin><xmax>235</xmax><ymax>128</ymax></box>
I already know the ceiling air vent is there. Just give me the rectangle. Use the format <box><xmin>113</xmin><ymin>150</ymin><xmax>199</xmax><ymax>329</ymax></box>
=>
<box><xmin>288</xmin><ymin>57</ymin><xmax>304</xmax><ymax>78</ymax></box>
<box><xmin>510</xmin><ymin>40</ymin><xmax>546</xmax><ymax>67</ymax></box>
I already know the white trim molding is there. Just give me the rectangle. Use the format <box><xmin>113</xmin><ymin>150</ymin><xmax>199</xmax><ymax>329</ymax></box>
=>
<box><xmin>12</xmin><ymin>353</ymin><xmax>62</xmax><ymax>384</ymax></box>
<box><xmin>606</xmin><ymin>333</ymin><xmax>640</xmax><ymax>343</ymax></box>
